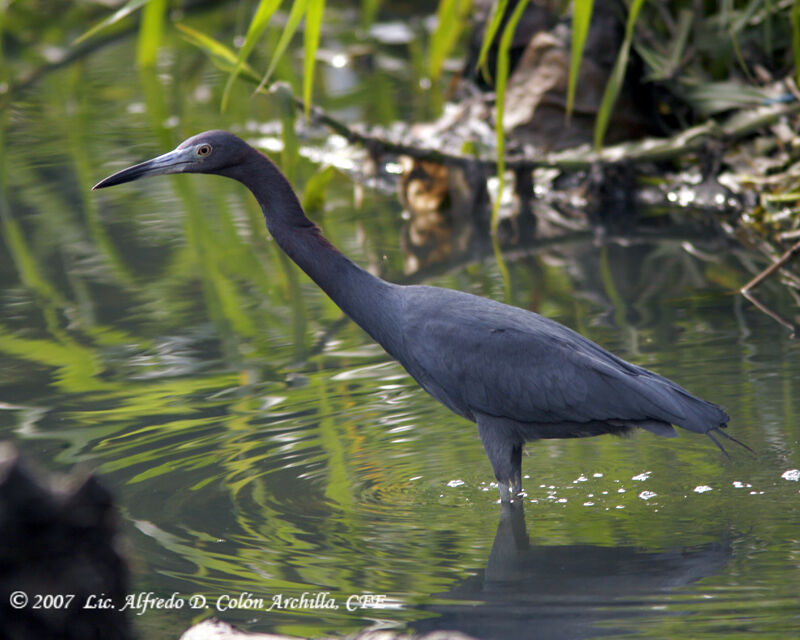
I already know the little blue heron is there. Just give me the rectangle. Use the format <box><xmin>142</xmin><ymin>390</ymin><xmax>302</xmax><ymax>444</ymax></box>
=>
<box><xmin>94</xmin><ymin>130</ymin><xmax>745</xmax><ymax>502</ymax></box>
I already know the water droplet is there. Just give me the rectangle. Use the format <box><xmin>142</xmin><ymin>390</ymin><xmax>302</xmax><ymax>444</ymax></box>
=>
<box><xmin>781</xmin><ymin>469</ymin><xmax>800</xmax><ymax>482</ymax></box>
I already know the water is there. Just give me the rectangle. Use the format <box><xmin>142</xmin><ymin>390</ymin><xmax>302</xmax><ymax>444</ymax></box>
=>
<box><xmin>2</xmin><ymin>9</ymin><xmax>799</xmax><ymax>639</ymax></box>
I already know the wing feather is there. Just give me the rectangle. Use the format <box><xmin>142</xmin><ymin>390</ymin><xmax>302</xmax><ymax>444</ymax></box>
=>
<box><xmin>398</xmin><ymin>286</ymin><xmax>726</xmax><ymax>432</ymax></box>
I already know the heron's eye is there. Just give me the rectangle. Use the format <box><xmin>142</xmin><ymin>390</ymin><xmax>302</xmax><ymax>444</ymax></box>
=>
<box><xmin>197</xmin><ymin>144</ymin><xmax>212</xmax><ymax>157</ymax></box>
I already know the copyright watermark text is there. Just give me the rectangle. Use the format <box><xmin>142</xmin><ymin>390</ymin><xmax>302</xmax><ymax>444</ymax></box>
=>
<box><xmin>8</xmin><ymin>590</ymin><xmax>398</xmax><ymax>616</ymax></box>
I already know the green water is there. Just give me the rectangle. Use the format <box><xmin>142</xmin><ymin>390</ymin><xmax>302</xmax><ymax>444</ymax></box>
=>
<box><xmin>1</xmin><ymin>6</ymin><xmax>799</xmax><ymax>639</ymax></box>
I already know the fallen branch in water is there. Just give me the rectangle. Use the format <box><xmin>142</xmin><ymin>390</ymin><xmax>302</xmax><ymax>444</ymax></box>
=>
<box><xmin>277</xmin><ymin>83</ymin><xmax>800</xmax><ymax>173</ymax></box>
<box><xmin>741</xmin><ymin>238</ymin><xmax>800</xmax><ymax>293</ymax></box>
<box><xmin>740</xmin><ymin>238</ymin><xmax>800</xmax><ymax>336</ymax></box>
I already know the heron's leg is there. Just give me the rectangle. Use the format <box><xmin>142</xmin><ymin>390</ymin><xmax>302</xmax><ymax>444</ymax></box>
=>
<box><xmin>477</xmin><ymin>415</ymin><xmax>519</xmax><ymax>502</ymax></box>
<box><xmin>497</xmin><ymin>480</ymin><xmax>511</xmax><ymax>503</ymax></box>
<box><xmin>510</xmin><ymin>444</ymin><xmax>523</xmax><ymax>497</ymax></box>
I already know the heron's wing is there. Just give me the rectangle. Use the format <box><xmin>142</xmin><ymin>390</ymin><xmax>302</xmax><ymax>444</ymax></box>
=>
<box><xmin>400</xmin><ymin>287</ymin><xmax>725</xmax><ymax>432</ymax></box>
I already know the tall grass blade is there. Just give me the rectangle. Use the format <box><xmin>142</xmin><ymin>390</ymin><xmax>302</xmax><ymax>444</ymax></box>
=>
<box><xmin>303</xmin><ymin>0</ymin><xmax>325</xmax><ymax>116</ymax></box>
<box><xmin>727</xmin><ymin>0</ymin><xmax>762</xmax><ymax>80</ymax></box>
<box><xmin>730</xmin><ymin>0</ymin><xmax>764</xmax><ymax>33</ymax></box>
<box><xmin>360</xmin><ymin>0</ymin><xmax>382</xmax><ymax>29</ymax></box>
<box><xmin>255</xmin><ymin>0</ymin><xmax>310</xmax><ymax>94</ymax></box>
<box><xmin>491</xmin><ymin>235</ymin><xmax>512</xmax><ymax>303</ymax></box>
<box><xmin>137</xmin><ymin>0</ymin><xmax>167</xmax><ymax>68</ymax></box>
<box><xmin>475</xmin><ymin>0</ymin><xmax>509</xmax><ymax>83</ymax></box>
<box><xmin>75</xmin><ymin>0</ymin><xmax>149</xmax><ymax>45</ymax></box>
<box><xmin>664</xmin><ymin>8</ymin><xmax>692</xmax><ymax>78</ymax></box>
<box><xmin>302</xmin><ymin>165</ymin><xmax>337</xmax><ymax>214</ymax></box>
<box><xmin>177</xmin><ymin>24</ymin><xmax>260</xmax><ymax>82</ymax></box>
<box><xmin>0</xmin><ymin>5</ymin><xmax>5</xmax><ymax>76</ymax></box>
<box><xmin>679</xmin><ymin>80</ymin><xmax>767</xmax><ymax>117</ymax></box>
<box><xmin>428</xmin><ymin>0</ymin><xmax>471</xmax><ymax>81</ymax></box>
<box><xmin>274</xmin><ymin>83</ymin><xmax>299</xmax><ymax>184</ymax></box>
<box><xmin>491</xmin><ymin>0</ymin><xmax>530</xmax><ymax>233</ymax></box>
<box><xmin>221</xmin><ymin>0</ymin><xmax>283</xmax><ymax>112</ymax></box>
<box><xmin>566</xmin><ymin>0</ymin><xmax>594</xmax><ymax>121</ymax></box>
<box><xmin>593</xmin><ymin>0</ymin><xmax>645</xmax><ymax>149</ymax></box>
<box><xmin>764</xmin><ymin>0</ymin><xmax>773</xmax><ymax>60</ymax></box>
<box><xmin>793</xmin><ymin>0</ymin><xmax>800</xmax><ymax>84</ymax></box>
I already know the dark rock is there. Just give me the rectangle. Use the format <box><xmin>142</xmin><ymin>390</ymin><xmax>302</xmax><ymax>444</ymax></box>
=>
<box><xmin>0</xmin><ymin>442</ymin><xmax>132</xmax><ymax>640</ymax></box>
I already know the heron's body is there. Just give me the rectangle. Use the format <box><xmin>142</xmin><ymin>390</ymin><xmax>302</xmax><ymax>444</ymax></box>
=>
<box><xmin>94</xmin><ymin>130</ymin><xmax>737</xmax><ymax>501</ymax></box>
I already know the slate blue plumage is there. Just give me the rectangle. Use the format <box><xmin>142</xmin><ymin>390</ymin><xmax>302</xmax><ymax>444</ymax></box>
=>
<box><xmin>94</xmin><ymin>130</ymin><xmax>740</xmax><ymax>502</ymax></box>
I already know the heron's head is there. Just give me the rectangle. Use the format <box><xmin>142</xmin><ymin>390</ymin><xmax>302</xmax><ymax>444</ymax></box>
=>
<box><xmin>92</xmin><ymin>130</ymin><xmax>253</xmax><ymax>190</ymax></box>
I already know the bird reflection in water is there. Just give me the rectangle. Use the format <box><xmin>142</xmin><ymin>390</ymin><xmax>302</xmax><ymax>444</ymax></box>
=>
<box><xmin>414</xmin><ymin>503</ymin><xmax>731</xmax><ymax>640</ymax></box>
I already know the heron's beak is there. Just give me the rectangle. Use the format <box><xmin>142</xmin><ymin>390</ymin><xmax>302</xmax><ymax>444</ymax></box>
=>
<box><xmin>92</xmin><ymin>147</ymin><xmax>196</xmax><ymax>190</ymax></box>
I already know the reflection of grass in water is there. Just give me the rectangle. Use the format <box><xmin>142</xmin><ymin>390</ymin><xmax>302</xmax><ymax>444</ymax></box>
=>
<box><xmin>102</xmin><ymin>372</ymin><xmax>481</xmax><ymax>636</ymax></box>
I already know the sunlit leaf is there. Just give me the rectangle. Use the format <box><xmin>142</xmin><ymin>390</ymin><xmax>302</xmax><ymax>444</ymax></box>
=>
<box><xmin>475</xmin><ymin>0</ymin><xmax>508</xmax><ymax>83</ymax></box>
<box><xmin>137</xmin><ymin>0</ymin><xmax>167</xmax><ymax>68</ymax></box>
<box><xmin>222</xmin><ymin>0</ymin><xmax>283</xmax><ymax>112</ymax></box>
<box><xmin>75</xmin><ymin>0</ymin><xmax>149</xmax><ymax>45</ymax></box>
<box><xmin>303</xmin><ymin>0</ymin><xmax>325</xmax><ymax>116</ymax></box>
<box><xmin>593</xmin><ymin>0</ymin><xmax>646</xmax><ymax>149</ymax></box>
<box><xmin>255</xmin><ymin>0</ymin><xmax>310</xmax><ymax>93</ymax></box>
<box><xmin>566</xmin><ymin>0</ymin><xmax>594</xmax><ymax>121</ymax></box>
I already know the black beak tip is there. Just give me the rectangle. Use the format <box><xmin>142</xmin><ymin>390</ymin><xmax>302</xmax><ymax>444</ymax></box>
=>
<box><xmin>91</xmin><ymin>175</ymin><xmax>120</xmax><ymax>191</ymax></box>
<box><xmin>91</xmin><ymin>171</ymin><xmax>135</xmax><ymax>191</ymax></box>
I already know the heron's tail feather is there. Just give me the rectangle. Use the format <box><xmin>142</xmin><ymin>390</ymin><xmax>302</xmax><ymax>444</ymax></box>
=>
<box><xmin>706</xmin><ymin>427</ymin><xmax>755</xmax><ymax>458</ymax></box>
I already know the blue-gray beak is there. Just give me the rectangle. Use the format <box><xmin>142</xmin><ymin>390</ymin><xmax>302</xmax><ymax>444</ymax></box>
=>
<box><xmin>92</xmin><ymin>147</ymin><xmax>196</xmax><ymax>190</ymax></box>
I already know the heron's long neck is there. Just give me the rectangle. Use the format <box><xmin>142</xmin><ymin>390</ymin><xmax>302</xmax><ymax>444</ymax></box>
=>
<box><xmin>233</xmin><ymin>152</ymin><xmax>401</xmax><ymax>352</ymax></box>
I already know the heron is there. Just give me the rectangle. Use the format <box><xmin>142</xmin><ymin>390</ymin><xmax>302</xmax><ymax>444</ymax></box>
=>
<box><xmin>94</xmin><ymin>130</ymin><xmax>746</xmax><ymax>502</ymax></box>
